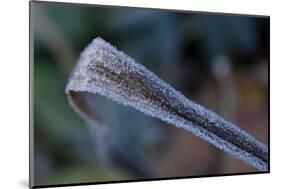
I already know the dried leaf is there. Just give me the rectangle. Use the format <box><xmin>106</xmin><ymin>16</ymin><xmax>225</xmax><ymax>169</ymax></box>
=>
<box><xmin>66</xmin><ymin>37</ymin><xmax>268</xmax><ymax>171</ymax></box>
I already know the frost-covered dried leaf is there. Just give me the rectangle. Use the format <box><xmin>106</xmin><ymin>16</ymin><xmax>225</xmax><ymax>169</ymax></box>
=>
<box><xmin>66</xmin><ymin>37</ymin><xmax>268</xmax><ymax>171</ymax></box>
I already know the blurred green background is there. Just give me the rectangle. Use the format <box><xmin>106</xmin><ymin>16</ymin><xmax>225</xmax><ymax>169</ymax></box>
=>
<box><xmin>31</xmin><ymin>1</ymin><xmax>269</xmax><ymax>186</ymax></box>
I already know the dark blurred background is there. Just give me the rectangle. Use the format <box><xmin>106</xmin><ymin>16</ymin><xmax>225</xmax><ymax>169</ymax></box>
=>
<box><xmin>31</xmin><ymin>1</ymin><xmax>269</xmax><ymax>186</ymax></box>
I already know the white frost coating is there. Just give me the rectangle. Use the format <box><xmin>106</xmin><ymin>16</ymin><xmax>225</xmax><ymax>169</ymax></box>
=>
<box><xmin>66</xmin><ymin>37</ymin><xmax>268</xmax><ymax>171</ymax></box>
